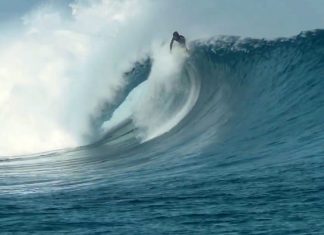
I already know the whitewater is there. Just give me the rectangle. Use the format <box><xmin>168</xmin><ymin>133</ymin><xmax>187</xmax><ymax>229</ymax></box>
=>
<box><xmin>1</xmin><ymin>0</ymin><xmax>324</xmax><ymax>234</ymax></box>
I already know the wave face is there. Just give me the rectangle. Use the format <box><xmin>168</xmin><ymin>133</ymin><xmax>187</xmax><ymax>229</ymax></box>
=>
<box><xmin>1</xmin><ymin>30</ymin><xmax>324</xmax><ymax>234</ymax></box>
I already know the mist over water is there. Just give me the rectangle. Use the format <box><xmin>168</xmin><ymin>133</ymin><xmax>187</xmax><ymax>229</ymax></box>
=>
<box><xmin>0</xmin><ymin>0</ymin><xmax>219</xmax><ymax>156</ymax></box>
<box><xmin>0</xmin><ymin>0</ymin><xmax>187</xmax><ymax>156</ymax></box>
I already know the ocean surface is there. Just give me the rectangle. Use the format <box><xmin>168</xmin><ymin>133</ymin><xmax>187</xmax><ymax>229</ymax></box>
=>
<box><xmin>1</xmin><ymin>30</ymin><xmax>324</xmax><ymax>234</ymax></box>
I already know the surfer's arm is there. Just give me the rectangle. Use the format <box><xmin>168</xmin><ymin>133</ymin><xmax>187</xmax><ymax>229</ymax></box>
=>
<box><xmin>170</xmin><ymin>38</ymin><xmax>174</xmax><ymax>51</ymax></box>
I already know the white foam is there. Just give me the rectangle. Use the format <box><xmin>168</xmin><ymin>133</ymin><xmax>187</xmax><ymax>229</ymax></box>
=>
<box><xmin>0</xmin><ymin>1</ymin><xmax>152</xmax><ymax>156</ymax></box>
<box><xmin>102</xmin><ymin>44</ymin><xmax>200</xmax><ymax>141</ymax></box>
<box><xmin>0</xmin><ymin>0</ymin><xmax>242</xmax><ymax>157</ymax></box>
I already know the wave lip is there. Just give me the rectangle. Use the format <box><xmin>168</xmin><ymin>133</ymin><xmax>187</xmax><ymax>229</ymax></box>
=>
<box><xmin>100</xmin><ymin>45</ymin><xmax>201</xmax><ymax>145</ymax></box>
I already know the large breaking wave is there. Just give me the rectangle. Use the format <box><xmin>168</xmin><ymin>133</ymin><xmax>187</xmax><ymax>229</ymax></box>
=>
<box><xmin>1</xmin><ymin>29</ymin><xmax>324</xmax><ymax>233</ymax></box>
<box><xmin>1</xmin><ymin>0</ymin><xmax>323</xmax><ymax>158</ymax></box>
<box><xmin>2</xmin><ymin>27</ymin><xmax>324</xmax><ymax>158</ymax></box>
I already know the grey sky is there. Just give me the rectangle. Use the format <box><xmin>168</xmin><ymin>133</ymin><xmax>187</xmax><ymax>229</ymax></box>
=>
<box><xmin>165</xmin><ymin>0</ymin><xmax>324</xmax><ymax>37</ymax></box>
<box><xmin>0</xmin><ymin>0</ymin><xmax>41</xmax><ymax>21</ymax></box>
<box><xmin>0</xmin><ymin>0</ymin><xmax>72</xmax><ymax>24</ymax></box>
<box><xmin>0</xmin><ymin>0</ymin><xmax>323</xmax><ymax>38</ymax></box>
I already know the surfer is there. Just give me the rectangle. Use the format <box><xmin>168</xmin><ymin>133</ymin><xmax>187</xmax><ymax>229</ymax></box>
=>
<box><xmin>170</xmin><ymin>31</ymin><xmax>187</xmax><ymax>51</ymax></box>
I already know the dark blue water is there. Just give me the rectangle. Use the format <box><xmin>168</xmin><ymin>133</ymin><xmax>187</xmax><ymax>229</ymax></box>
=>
<box><xmin>1</xmin><ymin>30</ymin><xmax>324</xmax><ymax>234</ymax></box>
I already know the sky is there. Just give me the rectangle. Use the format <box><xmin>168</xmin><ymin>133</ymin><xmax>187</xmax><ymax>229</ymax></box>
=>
<box><xmin>0</xmin><ymin>0</ymin><xmax>323</xmax><ymax>38</ymax></box>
